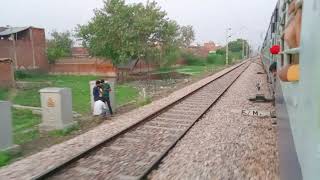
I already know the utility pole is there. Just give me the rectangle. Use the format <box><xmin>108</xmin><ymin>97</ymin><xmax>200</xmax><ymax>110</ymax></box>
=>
<box><xmin>242</xmin><ymin>39</ymin><xmax>245</xmax><ymax>59</ymax></box>
<box><xmin>226</xmin><ymin>40</ymin><xmax>229</xmax><ymax>65</ymax></box>
<box><xmin>225</xmin><ymin>28</ymin><xmax>232</xmax><ymax>65</ymax></box>
<box><xmin>240</xmin><ymin>26</ymin><xmax>248</xmax><ymax>60</ymax></box>
<box><xmin>246</xmin><ymin>43</ymin><xmax>250</xmax><ymax>58</ymax></box>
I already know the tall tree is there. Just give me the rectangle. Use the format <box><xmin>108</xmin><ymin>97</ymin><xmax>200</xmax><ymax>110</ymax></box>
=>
<box><xmin>76</xmin><ymin>0</ymin><xmax>192</xmax><ymax>67</ymax></box>
<box><xmin>178</xmin><ymin>25</ymin><xmax>195</xmax><ymax>48</ymax></box>
<box><xmin>47</xmin><ymin>31</ymin><xmax>73</xmax><ymax>63</ymax></box>
<box><xmin>228</xmin><ymin>38</ymin><xmax>249</xmax><ymax>52</ymax></box>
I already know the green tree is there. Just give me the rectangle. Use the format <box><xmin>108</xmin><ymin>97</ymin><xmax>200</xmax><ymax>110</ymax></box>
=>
<box><xmin>228</xmin><ymin>38</ymin><xmax>249</xmax><ymax>52</ymax></box>
<box><xmin>76</xmin><ymin>0</ymin><xmax>192</xmax><ymax>67</ymax></box>
<box><xmin>47</xmin><ymin>31</ymin><xmax>73</xmax><ymax>63</ymax></box>
<box><xmin>178</xmin><ymin>25</ymin><xmax>195</xmax><ymax>48</ymax></box>
<box><xmin>216</xmin><ymin>48</ymin><xmax>226</xmax><ymax>55</ymax></box>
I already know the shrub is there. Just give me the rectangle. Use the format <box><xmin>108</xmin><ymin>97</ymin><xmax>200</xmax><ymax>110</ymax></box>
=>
<box><xmin>14</xmin><ymin>70</ymin><xmax>43</xmax><ymax>80</ymax></box>
<box><xmin>182</xmin><ymin>53</ymin><xmax>206</xmax><ymax>66</ymax></box>
<box><xmin>207</xmin><ymin>54</ymin><xmax>226</xmax><ymax>65</ymax></box>
<box><xmin>216</xmin><ymin>49</ymin><xmax>226</xmax><ymax>55</ymax></box>
<box><xmin>15</xmin><ymin>70</ymin><xmax>30</xmax><ymax>79</ymax></box>
<box><xmin>47</xmin><ymin>31</ymin><xmax>73</xmax><ymax>64</ymax></box>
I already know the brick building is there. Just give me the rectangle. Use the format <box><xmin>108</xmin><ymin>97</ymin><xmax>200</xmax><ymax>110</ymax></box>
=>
<box><xmin>0</xmin><ymin>26</ymin><xmax>48</xmax><ymax>71</ymax></box>
<box><xmin>0</xmin><ymin>58</ymin><xmax>15</xmax><ymax>88</ymax></box>
<box><xmin>187</xmin><ymin>41</ymin><xmax>218</xmax><ymax>57</ymax></box>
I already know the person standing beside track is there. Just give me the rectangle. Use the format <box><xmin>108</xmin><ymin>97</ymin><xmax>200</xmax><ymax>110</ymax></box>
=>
<box><xmin>93</xmin><ymin>80</ymin><xmax>102</xmax><ymax>102</ymax></box>
<box><xmin>92</xmin><ymin>80</ymin><xmax>107</xmax><ymax>117</ymax></box>
<box><xmin>100</xmin><ymin>79</ymin><xmax>113</xmax><ymax>115</ymax></box>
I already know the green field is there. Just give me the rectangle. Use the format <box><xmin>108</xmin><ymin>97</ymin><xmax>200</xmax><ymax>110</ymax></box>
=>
<box><xmin>0</xmin><ymin>73</ymin><xmax>139</xmax><ymax>167</ymax></box>
<box><xmin>0</xmin><ymin>109</ymin><xmax>41</xmax><ymax>167</ymax></box>
<box><xmin>12</xmin><ymin>109</ymin><xmax>41</xmax><ymax>145</ymax></box>
<box><xmin>0</xmin><ymin>74</ymin><xmax>139</xmax><ymax>114</ymax></box>
<box><xmin>0</xmin><ymin>151</ymin><xmax>11</xmax><ymax>167</ymax></box>
<box><xmin>157</xmin><ymin>64</ymin><xmax>223</xmax><ymax>76</ymax></box>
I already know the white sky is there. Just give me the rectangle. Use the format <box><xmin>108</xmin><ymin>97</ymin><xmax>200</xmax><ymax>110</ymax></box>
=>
<box><xmin>0</xmin><ymin>0</ymin><xmax>278</xmax><ymax>48</ymax></box>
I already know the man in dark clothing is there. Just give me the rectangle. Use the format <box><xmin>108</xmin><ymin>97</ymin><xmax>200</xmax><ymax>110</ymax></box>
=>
<box><xmin>93</xmin><ymin>80</ymin><xmax>101</xmax><ymax>102</ymax></box>
<box><xmin>100</xmin><ymin>79</ymin><xmax>113</xmax><ymax>115</ymax></box>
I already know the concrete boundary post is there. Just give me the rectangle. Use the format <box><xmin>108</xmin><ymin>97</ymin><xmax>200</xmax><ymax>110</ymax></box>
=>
<box><xmin>0</xmin><ymin>101</ymin><xmax>19</xmax><ymax>153</ymax></box>
<box><xmin>39</xmin><ymin>88</ymin><xmax>76</xmax><ymax>131</ymax></box>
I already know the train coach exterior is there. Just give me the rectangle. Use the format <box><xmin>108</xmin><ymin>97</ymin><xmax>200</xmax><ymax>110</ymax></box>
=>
<box><xmin>261</xmin><ymin>0</ymin><xmax>320</xmax><ymax>179</ymax></box>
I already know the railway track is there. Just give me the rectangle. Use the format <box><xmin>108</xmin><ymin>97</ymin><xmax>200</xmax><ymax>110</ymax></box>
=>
<box><xmin>36</xmin><ymin>61</ymin><xmax>251</xmax><ymax>180</ymax></box>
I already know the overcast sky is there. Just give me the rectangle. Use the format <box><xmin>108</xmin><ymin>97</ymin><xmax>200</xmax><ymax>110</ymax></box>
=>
<box><xmin>1</xmin><ymin>0</ymin><xmax>277</xmax><ymax>48</ymax></box>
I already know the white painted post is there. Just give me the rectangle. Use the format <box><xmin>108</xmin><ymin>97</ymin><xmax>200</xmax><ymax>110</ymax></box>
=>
<box><xmin>0</xmin><ymin>101</ymin><xmax>14</xmax><ymax>151</ymax></box>
<box><xmin>39</xmin><ymin>88</ymin><xmax>76</xmax><ymax>131</ymax></box>
<box><xmin>89</xmin><ymin>81</ymin><xmax>96</xmax><ymax>111</ymax></box>
<box><xmin>142</xmin><ymin>88</ymin><xmax>146</xmax><ymax>99</ymax></box>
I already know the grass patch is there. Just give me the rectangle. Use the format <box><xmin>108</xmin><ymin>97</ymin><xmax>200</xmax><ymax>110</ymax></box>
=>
<box><xmin>17</xmin><ymin>75</ymin><xmax>98</xmax><ymax>114</ymax></box>
<box><xmin>13</xmin><ymin>109</ymin><xmax>41</xmax><ymax>145</ymax></box>
<box><xmin>157</xmin><ymin>66</ymin><xmax>177</xmax><ymax>74</ymax></box>
<box><xmin>0</xmin><ymin>88</ymin><xmax>9</xmax><ymax>100</ymax></box>
<box><xmin>136</xmin><ymin>97</ymin><xmax>152</xmax><ymax>107</ymax></box>
<box><xmin>156</xmin><ymin>58</ymin><xmax>225</xmax><ymax>77</ymax></box>
<box><xmin>0</xmin><ymin>109</ymin><xmax>40</xmax><ymax>167</ymax></box>
<box><xmin>0</xmin><ymin>151</ymin><xmax>11</xmax><ymax>167</ymax></box>
<box><xmin>48</xmin><ymin>124</ymin><xmax>80</xmax><ymax>137</ymax></box>
<box><xmin>116</xmin><ymin>85</ymin><xmax>139</xmax><ymax>106</ymax></box>
<box><xmin>13</xmin><ymin>89</ymin><xmax>40</xmax><ymax>107</ymax></box>
<box><xmin>176</xmin><ymin>66</ymin><xmax>208</xmax><ymax>75</ymax></box>
<box><xmin>156</xmin><ymin>65</ymin><xmax>207</xmax><ymax>76</ymax></box>
<box><xmin>3</xmin><ymin>74</ymin><xmax>139</xmax><ymax>114</ymax></box>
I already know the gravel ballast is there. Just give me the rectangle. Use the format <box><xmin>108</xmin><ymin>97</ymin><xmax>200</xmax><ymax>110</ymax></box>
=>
<box><xmin>150</xmin><ymin>60</ymin><xmax>280</xmax><ymax>180</ymax></box>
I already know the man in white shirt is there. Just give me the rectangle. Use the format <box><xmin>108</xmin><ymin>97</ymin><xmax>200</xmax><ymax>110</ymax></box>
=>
<box><xmin>93</xmin><ymin>99</ymin><xmax>107</xmax><ymax>117</ymax></box>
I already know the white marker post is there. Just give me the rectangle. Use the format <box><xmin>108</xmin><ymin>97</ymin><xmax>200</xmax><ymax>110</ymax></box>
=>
<box><xmin>39</xmin><ymin>88</ymin><xmax>76</xmax><ymax>131</ymax></box>
<box><xmin>0</xmin><ymin>101</ymin><xmax>19</xmax><ymax>152</ymax></box>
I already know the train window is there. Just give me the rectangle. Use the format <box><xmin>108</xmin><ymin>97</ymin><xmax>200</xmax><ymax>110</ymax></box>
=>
<box><xmin>280</xmin><ymin>35</ymin><xmax>285</xmax><ymax>66</ymax></box>
<box><xmin>271</xmin><ymin>23</ymin><xmax>276</xmax><ymax>33</ymax></box>
<box><xmin>286</xmin><ymin>54</ymin><xmax>300</xmax><ymax>65</ymax></box>
<box><xmin>289</xmin><ymin>55</ymin><xmax>293</xmax><ymax>64</ymax></box>
<box><xmin>292</xmin><ymin>54</ymin><xmax>299</xmax><ymax>64</ymax></box>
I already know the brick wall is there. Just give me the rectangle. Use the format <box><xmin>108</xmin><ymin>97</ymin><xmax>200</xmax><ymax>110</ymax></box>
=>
<box><xmin>187</xmin><ymin>42</ymin><xmax>218</xmax><ymax>57</ymax></box>
<box><xmin>49</xmin><ymin>57</ymin><xmax>186</xmax><ymax>76</ymax></box>
<box><xmin>0</xmin><ymin>59</ymin><xmax>14</xmax><ymax>88</ymax></box>
<box><xmin>0</xmin><ymin>41</ymin><xmax>13</xmax><ymax>61</ymax></box>
<box><xmin>71</xmin><ymin>47</ymin><xmax>89</xmax><ymax>58</ymax></box>
<box><xmin>49</xmin><ymin>57</ymin><xmax>116</xmax><ymax>77</ymax></box>
<box><xmin>30</xmin><ymin>28</ymin><xmax>48</xmax><ymax>70</ymax></box>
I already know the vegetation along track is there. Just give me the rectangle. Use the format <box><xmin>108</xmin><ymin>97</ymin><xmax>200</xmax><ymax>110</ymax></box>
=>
<box><xmin>36</xmin><ymin>61</ymin><xmax>251</xmax><ymax>180</ymax></box>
